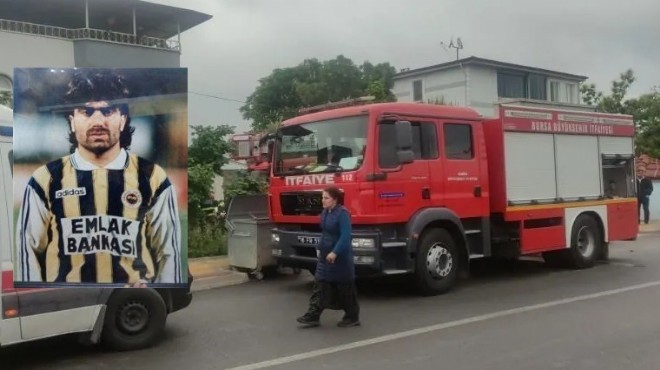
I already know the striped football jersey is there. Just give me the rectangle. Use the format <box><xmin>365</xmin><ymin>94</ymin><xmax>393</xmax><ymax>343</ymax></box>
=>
<box><xmin>15</xmin><ymin>150</ymin><xmax>183</xmax><ymax>285</ymax></box>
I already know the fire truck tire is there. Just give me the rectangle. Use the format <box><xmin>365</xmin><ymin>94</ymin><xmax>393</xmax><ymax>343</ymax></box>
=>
<box><xmin>414</xmin><ymin>228</ymin><xmax>460</xmax><ymax>296</ymax></box>
<box><xmin>565</xmin><ymin>214</ymin><xmax>602</xmax><ymax>269</ymax></box>
<box><xmin>102</xmin><ymin>288</ymin><xmax>167</xmax><ymax>351</ymax></box>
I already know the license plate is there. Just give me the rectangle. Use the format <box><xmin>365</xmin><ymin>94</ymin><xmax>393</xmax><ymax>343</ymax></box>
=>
<box><xmin>297</xmin><ymin>236</ymin><xmax>320</xmax><ymax>245</ymax></box>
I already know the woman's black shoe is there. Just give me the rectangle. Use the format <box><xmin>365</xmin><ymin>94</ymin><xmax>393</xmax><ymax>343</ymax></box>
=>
<box><xmin>337</xmin><ymin>318</ymin><xmax>360</xmax><ymax>327</ymax></box>
<box><xmin>296</xmin><ymin>314</ymin><xmax>320</xmax><ymax>327</ymax></box>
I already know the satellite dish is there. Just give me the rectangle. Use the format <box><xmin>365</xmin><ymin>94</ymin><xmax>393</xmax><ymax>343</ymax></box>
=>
<box><xmin>457</xmin><ymin>38</ymin><xmax>463</xmax><ymax>49</ymax></box>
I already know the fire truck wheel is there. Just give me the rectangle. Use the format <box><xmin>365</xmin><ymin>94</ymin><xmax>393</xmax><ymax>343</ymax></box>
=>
<box><xmin>414</xmin><ymin>228</ymin><xmax>459</xmax><ymax>296</ymax></box>
<box><xmin>102</xmin><ymin>288</ymin><xmax>167</xmax><ymax>351</ymax></box>
<box><xmin>565</xmin><ymin>214</ymin><xmax>602</xmax><ymax>269</ymax></box>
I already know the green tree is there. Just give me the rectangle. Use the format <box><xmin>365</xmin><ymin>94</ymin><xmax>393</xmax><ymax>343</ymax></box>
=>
<box><xmin>579</xmin><ymin>83</ymin><xmax>603</xmax><ymax>106</ymax></box>
<box><xmin>361</xmin><ymin>61</ymin><xmax>397</xmax><ymax>102</ymax></box>
<box><xmin>223</xmin><ymin>171</ymin><xmax>268</xmax><ymax>204</ymax></box>
<box><xmin>626</xmin><ymin>90</ymin><xmax>660</xmax><ymax>158</ymax></box>
<box><xmin>581</xmin><ymin>69</ymin><xmax>660</xmax><ymax>157</ymax></box>
<box><xmin>599</xmin><ymin>69</ymin><xmax>635</xmax><ymax>114</ymax></box>
<box><xmin>241</xmin><ymin>55</ymin><xmax>397</xmax><ymax>131</ymax></box>
<box><xmin>240</xmin><ymin>67</ymin><xmax>304</xmax><ymax>133</ymax></box>
<box><xmin>188</xmin><ymin>124</ymin><xmax>235</xmax><ymax>227</ymax></box>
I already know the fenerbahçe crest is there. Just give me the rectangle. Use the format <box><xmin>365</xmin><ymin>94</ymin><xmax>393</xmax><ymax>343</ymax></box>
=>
<box><xmin>121</xmin><ymin>189</ymin><xmax>142</xmax><ymax>209</ymax></box>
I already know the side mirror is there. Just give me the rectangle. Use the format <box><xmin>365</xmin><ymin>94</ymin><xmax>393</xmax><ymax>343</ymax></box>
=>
<box><xmin>395</xmin><ymin>120</ymin><xmax>414</xmax><ymax>165</ymax></box>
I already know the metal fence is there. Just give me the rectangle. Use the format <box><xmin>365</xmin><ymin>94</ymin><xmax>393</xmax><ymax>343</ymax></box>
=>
<box><xmin>0</xmin><ymin>19</ymin><xmax>180</xmax><ymax>51</ymax></box>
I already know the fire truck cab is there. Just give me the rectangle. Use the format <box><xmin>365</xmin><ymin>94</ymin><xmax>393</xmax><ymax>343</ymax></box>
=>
<box><xmin>268</xmin><ymin>99</ymin><xmax>638</xmax><ymax>295</ymax></box>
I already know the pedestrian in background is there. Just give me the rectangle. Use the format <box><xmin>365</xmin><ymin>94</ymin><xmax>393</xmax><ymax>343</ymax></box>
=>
<box><xmin>297</xmin><ymin>185</ymin><xmax>360</xmax><ymax>328</ymax></box>
<box><xmin>637</xmin><ymin>169</ymin><xmax>654</xmax><ymax>224</ymax></box>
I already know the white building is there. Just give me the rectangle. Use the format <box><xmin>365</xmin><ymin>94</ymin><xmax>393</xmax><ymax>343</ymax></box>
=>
<box><xmin>0</xmin><ymin>0</ymin><xmax>211</xmax><ymax>94</ymax></box>
<box><xmin>0</xmin><ymin>0</ymin><xmax>212</xmax><ymax>210</ymax></box>
<box><xmin>392</xmin><ymin>56</ymin><xmax>588</xmax><ymax>117</ymax></box>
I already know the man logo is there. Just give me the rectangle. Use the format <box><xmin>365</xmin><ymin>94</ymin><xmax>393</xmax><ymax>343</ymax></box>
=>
<box><xmin>121</xmin><ymin>189</ymin><xmax>142</xmax><ymax>209</ymax></box>
<box><xmin>55</xmin><ymin>187</ymin><xmax>87</xmax><ymax>199</ymax></box>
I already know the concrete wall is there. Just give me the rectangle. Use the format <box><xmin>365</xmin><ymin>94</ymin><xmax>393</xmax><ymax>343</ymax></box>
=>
<box><xmin>0</xmin><ymin>32</ymin><xmax>75</xmax><ymax>80</ymax></box>
<box><xmin>73</xmin><ymin>40</ymin><xmax>180</xmax><ymax>68</ymax></box>
<box><xmin>393</xmin><ymin>65</ymin><xmax>500</xmax><ymax>117</ymax></box>
<box><xmin>466</xmin><ymin>65</ymin><xmax>498</xmax><ymax>117</ymax></box>
<box><xmin>0</xmin><ymin>33</ymin><xmax>180</xmax><ymax>84</ymax></box>
<box><xmin>393</xmin><ymin>66</ymin><xmax>467</xmax><ymax>106</ymax></box>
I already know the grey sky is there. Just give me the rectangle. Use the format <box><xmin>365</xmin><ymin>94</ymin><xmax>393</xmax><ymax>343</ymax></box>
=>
<box><xmin>157</xmin><ymin>0</ymin><xmax>660</xmax><ymax>134</ymax></box>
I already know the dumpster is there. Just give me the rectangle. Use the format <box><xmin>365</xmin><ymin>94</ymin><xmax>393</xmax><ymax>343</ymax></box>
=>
<box><xmin>225</xmin><ymin>194</ymin><xmax>278</xmax><ymax>280</ymax></box>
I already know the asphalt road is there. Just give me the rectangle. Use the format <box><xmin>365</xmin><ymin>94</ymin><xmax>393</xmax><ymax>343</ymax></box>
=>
<box><xmin>2</xmin><ymin>232</ymin><xmax>660</xmax><ymax>370</ymax></box>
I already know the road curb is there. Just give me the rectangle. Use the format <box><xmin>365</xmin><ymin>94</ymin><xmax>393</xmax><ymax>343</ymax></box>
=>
<box><xmin>191</xmin><ymin>271</ymin><xmax>249</xmax><ymax>292</ymax></box>
<box><xmin>189</xmin><ymin>256</ymin><xmax>230</xmax><ymax>278</ymax></box>
<box><xmin>188</xmin><ymin>255</ymin><xmax>252</xmax><ymax>291</ymax></box>
<box><xmin>640</xmin><ymin>222</ymin><xmax>660</xmax><ymax>233</ymax></box>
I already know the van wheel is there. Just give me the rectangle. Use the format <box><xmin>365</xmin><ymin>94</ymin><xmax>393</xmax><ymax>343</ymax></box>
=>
<box><xmin>414</xmin><ymin>228</ymin><xmax>459</xmax><ymax>296</ymax></box>
<box><xmin>102</xmin><ymin>288</ymin><xmax>167</xmax><ymax>351</ymax></box>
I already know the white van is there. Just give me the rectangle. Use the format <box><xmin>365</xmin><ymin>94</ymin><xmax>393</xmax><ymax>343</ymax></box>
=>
<box><xmin>0</xmin><ymin>105</ymin><xmax>192</xmax><ymax>350</ymax></box>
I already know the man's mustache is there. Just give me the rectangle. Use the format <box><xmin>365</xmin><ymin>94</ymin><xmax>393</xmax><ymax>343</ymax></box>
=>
<box><xmin>86</xmin><ymin>127</ymin><xmax>110</xmax><ymax>137</ymax></box>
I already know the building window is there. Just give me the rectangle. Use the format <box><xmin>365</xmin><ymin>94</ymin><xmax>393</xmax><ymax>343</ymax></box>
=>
<box><xmin>549</xmin><ymin>80</ymin><xmax>560</xmax><ymax>102</ymax></box>
<box><xmin>565</xmin><ymin>83</ymin><xmax>577</xmax><ymax>103</ymax></box>
<box><xmin>444</xmin><ymin>123</ymin><xmax>473</xmax><ymax>160</ymax></box>
<box><xmin>412</xmin><ymin>80</ymin><xmax>423</xmax><ymax>102</ymax></box>
<box><xmin>497</xmin><ymin>72</ymin><xmax>527</xmax><ymax>99</ymax></box>
<box><xmin>548</xmin><ymin>79</ymin><xmax>578</xmax><ymax>104</ymax></box>
<box><xmin>498</xmin><ymin>70</ymin><xmax>580</xmax><ymax>103</ymax></box>
<box><xmin>528</xmin><ymin>74</ymin><xmax>547</xmax><ymax>100</ymax></box>
<box><xmin>378</xmin><ymin>120</ymin><xmax>438</xmax><ymax>168</ymax></box>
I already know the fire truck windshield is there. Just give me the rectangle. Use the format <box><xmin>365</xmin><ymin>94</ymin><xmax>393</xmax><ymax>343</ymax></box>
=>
<box><xmin>274</xmin><ymin>115</ymin><xmax>368</xmax><ymax>176</ymax></box>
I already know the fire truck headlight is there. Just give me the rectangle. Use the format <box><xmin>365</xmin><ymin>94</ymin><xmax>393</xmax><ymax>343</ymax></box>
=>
<box><xmin>271</xmin><ymin>233</ymin><xmax>280</xmax><ymax>243</ymax></box>
<box><xmin>351</xmin><ymin>238</ymin><xmax>375</xmax><ymax>250</ymax></box>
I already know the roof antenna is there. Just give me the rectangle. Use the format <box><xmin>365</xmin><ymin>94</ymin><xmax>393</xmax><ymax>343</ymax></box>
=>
<box><xmin>446</xmin><ymin>37</ymin><xmax>464</xmax><ymax>60</ymax></box>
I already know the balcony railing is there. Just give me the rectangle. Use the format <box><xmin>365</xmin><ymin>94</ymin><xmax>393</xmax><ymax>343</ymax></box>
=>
<box><xmin>0</xmin><ymin>19</ymin><xmax>180</xmax><ymax>51</ymax></box>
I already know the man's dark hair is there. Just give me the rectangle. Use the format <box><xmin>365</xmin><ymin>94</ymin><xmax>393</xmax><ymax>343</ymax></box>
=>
<box><xmin>323</xmin><ymin>185</ymin><xmax>344</xmax><ymax>205</ymax></box>
<box><xmin>63</xmin><ymin>70</ymin><xmax>135</xmax><ymax>153</ymax></box>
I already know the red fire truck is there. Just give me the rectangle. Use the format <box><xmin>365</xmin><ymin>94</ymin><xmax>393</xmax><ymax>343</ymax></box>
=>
<box><xmin>267</xmin><ymin>100</ymin><xmax>639</xmax><ymax>295</ymax></box>
<box><xmin>231</xmin><ymin>132</ymin><xmax>272</xmax><ymax>173</ymax></box>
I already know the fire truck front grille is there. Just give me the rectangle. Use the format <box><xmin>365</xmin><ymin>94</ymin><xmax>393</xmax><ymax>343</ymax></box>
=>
<box><xmin>280</xmin><ymin>192</ymin><xmax>323</xmax><ymax>216</ymax></box>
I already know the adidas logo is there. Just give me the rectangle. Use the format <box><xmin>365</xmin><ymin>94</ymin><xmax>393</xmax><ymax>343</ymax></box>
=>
<box><xmin>55</xmin><ymin>187</ymin><xmax>87</xmax><ymax>198</ymax></box>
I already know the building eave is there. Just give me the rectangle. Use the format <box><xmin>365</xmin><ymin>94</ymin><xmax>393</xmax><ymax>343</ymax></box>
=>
<box><xmin>394</xmin><ymin>56</ymin><xmax>588</xmax><ymax>82</ymax></box>
<box><xmin>0</xmin><ymin>0</ymin><xmax>212</xmax><ymax>39</ymax></box>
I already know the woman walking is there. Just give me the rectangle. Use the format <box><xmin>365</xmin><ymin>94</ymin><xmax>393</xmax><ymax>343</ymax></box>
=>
<box><xmin>297</xmin><ymin>186</ymin><xmax>360</xmax><ymax>328</ymax></box>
